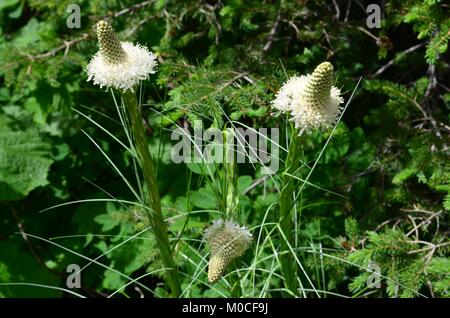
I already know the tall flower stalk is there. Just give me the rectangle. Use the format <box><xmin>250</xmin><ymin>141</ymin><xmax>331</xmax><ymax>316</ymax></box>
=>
<box><xmin>86</xmin><ymin>20</ymin><xmax>181</xmax><ymax>297</ymax></box>
<box><xmin>204</xmin><ymin>219</ymin><xmax>252</xmax><ymax>284</ymax></box>
<box><xmin>200</xmin><ymin>127</ymin><xmax>252</xmax><ymax>286</ymax></box>
<box><xmin>223</xmin><ymin>128</ymin><xmax>239</xmax><ymax>218</ymax></box>
<box><xmin>273</xmin><ymin>62</ymin><xmax>344</xmax><ymax>296</ymax></box>
<box><xmin>122</xmin><ymin>91</ymin><xmax>181</xmax><ymax>297</ymax></box>
<box><xmin>278</xmin><ymin>131</ymin><xmax>302</xmax><ymax>295</ymax></box>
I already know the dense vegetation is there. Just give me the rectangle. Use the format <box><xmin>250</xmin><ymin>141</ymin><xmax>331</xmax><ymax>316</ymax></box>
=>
<box><xmin>0</xmin><ymin>0</ymin><xmax>449</xmax><ymax>298</ymax></box>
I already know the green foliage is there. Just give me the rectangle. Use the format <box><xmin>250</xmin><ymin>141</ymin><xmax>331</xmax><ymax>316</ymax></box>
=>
<box><xmin>347</xmin><ymin>229</ymin><xmax>422</xmax><ymax>297</ymax></box>
<box><xmin>394</xmin><ymin>0</ymin><xmax>450</xmax><ymax>63</ymax></box>
<box><xmin>428</xmin><ymin>257</ymin><xmax>450</xmax><ymax>296</ymax></box>
<box><xmin>160</xmin><ymin>63</ymin><xmax>270</xmax><ymax>129</ymax></box>
<box><xmin>0</xmin><ymin>118</ymin><xmax>53</xmax><ymax>200</ymax></box>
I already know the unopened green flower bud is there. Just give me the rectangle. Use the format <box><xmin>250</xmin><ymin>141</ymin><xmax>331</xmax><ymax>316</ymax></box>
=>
<box><xmin>96</xmin><ymin>20</ymin><xmax>127</xmax><ymax>64</ymax></box>
<box><xmin>208</xmin><ymin>254</ymin><xmax>228</xmax><ymax>283</ymax></box>
<box><xmin>303</xmin><ymin>62</ymin><xmax>334</xmax><ymax>109</ymax></box>
<box><xmin>87</xmin><ymin>20</ymin><xmax>158</xmax><ymax>92</ymax></box>
<box><xmin>204</xmin><ymin>219</ymin><xmax>252</xmax><ymax>283</ymax></box>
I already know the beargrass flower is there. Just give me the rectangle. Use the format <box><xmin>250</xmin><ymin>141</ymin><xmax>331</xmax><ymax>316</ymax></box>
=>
<box><xmin>272</xmin><ymin>62</ymin><xmax>344</xmax><ymax>134</ymax></box>
<box><xmin>204</xmin><ymin>219</ymin><xmax>252</xmax><ymax>283</ymax></box>
<box><xmin>86</xmin><ymin>20</ymin><xmax>158</xmax><ymax>92</ymax></box>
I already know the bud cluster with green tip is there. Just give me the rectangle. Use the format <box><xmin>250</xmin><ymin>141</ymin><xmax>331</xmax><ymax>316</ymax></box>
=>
<box><xmin>86</xmin><ymin>20</ymin><xmax>158</xmax><ymax>92</ymax></box>
<box><xmin>96</xmin><ymin>20</ymin><xmax>127</xmax><ymax>64</ymax></box>
<box><xmin>303</xmin><ymin>62</ymin><xmax>334</xmax><ymax>109</ymax></box>
<box><xmin>271</xmin><ymin>61</ymin><xmax>344</xmax><ymax>134</ymax></box>
<box><xmin>204</xmin><ymin>219</ymin><xmax>252</xmax><ymax>283</ymax></box>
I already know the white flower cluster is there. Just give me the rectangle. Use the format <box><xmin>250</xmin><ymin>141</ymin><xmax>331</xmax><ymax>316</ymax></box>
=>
<box><xmin>204</xmin><ymin>219</ymin><xmax>252</xmax><ymax>283</ymax></box>
<box><xmin>86</xmin><ymin>21</ymin><xmax>158</xmax><ymax>92</ymax></box>
<box><xmin>272</xmin><ymin>62</ymin><xmax>344</xmax><ymax>134</ymax></box>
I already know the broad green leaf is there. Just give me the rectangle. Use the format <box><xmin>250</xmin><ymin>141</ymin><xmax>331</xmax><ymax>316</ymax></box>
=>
<box><xmin>94</xmin><ymin>213</ymin><xmax>121</xmax><ymax>232</ymax></box>
<box><xmin>0</xmin><ymin>129</ymin><xmax>53</xmax><ymax>200</ymax></box>
<box><xmin>189</xmin><ymin>187</ymin><xmax>217</xmax><ymax>209</ymax></box>
<box><xmin>237</xmin><ymin>175</ymin><xmax>253</xmax><ymax>194</ymax></box>
<box><xmin>8</xmin><ymin>1</ymin><xmax>22</xmax><ymax>18</ymax></box>
<box><xmin>0</xmin><ymin>241</ymin><xmax>60</xmax><ymax>297</ymax></box>
<box><xmin>0</xmin><ymin>0</ymin><xmax>19</xmax><ymax>10</ymax></box>
<box><xmin>12</xmin><ymin>17</ymin><xmax>40</xmax><ymax>48</ymax></box>
<box><xmin>102</xmin><ymin>269</ymin><xmax>125</xmax><ymax>290</ymax></box>
<box><xmin>186</xmin><ymin>162</ymin><xmax>217</xmax><ymax>175</ymax></box>
<box><xmin>169</xmin><ymin>216</ymin><xmax>204</xmax><ymax>232</ymax></box>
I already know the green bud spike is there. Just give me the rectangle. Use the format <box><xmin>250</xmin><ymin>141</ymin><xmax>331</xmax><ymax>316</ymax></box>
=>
<box><xmin>303</xmin><ymin>62</ymin><xmax>334</xmax><ymax>109</ymax></box>
<box><xmin>96</xmin><ymin>20</ymin><xmax>127</xmax><ymax>64</ymax></box>
<box><xmin>205</xmin><ymin>220</ymin><xmax>252</xmax><ymax>283</ymax></box>
<box><xmin>208</xmin><ymin>254</ymin><xmax>228</xmax><ymax>283</ymax></box>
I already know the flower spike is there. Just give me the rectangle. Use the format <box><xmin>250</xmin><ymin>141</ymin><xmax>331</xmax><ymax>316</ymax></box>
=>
<box><xmin>96</xmin><ymin>20</ymin><xmax>127</xmax><ymax>64</ymax></box>
<box><xmin>271</xmin><ymin>62</ymin><xmax>344</xmax><ymax>134</ymax></box>
<box><xmin>86</xmin><ymin>20</ymin><xmax>158</xmax><ymax>92</ymax></box>
<box><xmin>204</xmin><ymin>219</ymin><xmax>252</xmax><ymax>283</ymax></box>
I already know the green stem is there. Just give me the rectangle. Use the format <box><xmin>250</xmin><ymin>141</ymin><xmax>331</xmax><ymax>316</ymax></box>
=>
<box><xmin>122</xmin><ymin>91</ymin><xmax>181</xmax><ymax>297</ymax></box>
<box><xmin>279</xmin><ymin>131</ymin><xmax>302</xmax><ymax>297</ymax></box>
<box><xmin>223</xmin><ymin>129</ymin><xmax>238</xmax><ymax>219</ymax></box>
<box><xmin>222</xmin><ymin>128</ymin><xmax>242</xmax><ymax>295</ymax></box>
